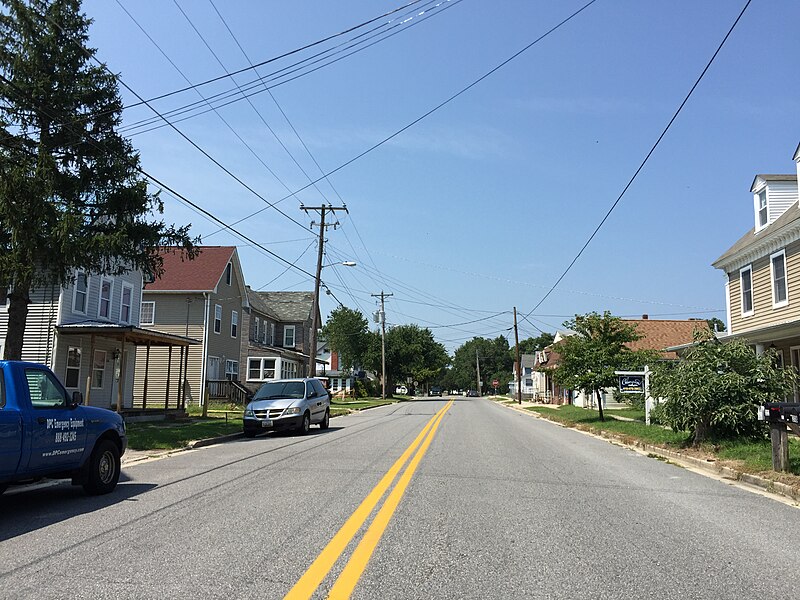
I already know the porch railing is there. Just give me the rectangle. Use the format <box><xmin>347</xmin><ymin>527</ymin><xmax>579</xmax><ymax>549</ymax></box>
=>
<box><xmin>207</xmin><ymin>379</ymin><xmax>252</xmax><ymax>405</ymax></box>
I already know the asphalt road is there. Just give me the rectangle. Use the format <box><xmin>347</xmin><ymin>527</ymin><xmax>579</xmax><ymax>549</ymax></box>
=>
<box><xmin>1</xmin><ymin>397</ymin><xmax>798</xmax><ymax>599</ymax></box>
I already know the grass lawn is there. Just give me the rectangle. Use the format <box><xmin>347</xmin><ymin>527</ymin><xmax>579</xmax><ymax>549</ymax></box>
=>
<box><xmin>526</xmin><ymin>404</ymin><xmax>800</xmax><ymax>480</ymax></box>
<box><xmin>126</xmin><ymin>417</ymin><xmax>242</xmax><ymax>451</ymax></box>
<box><xmin>604</xmin><ymin>407</ymin><xmax>646</xmax><ymax>421</ymax></box>
<box><xmin>127</xmin><ymin>398</ymin><xmax>398</xmax><ymax>450</ymax></box>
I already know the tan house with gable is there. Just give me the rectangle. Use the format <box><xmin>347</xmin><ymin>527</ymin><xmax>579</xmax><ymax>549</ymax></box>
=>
<box><xmin>713</xmin><ymin>144</ymin><xmax>800</xmax><ymax>381</ymax></box>
<box><xmin>134</xmin><ymin>246</ymin><xmax>249</xmax><ymax>406</ymax></box>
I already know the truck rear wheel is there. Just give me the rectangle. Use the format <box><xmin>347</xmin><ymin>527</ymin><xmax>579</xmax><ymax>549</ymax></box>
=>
<box><xmin>82</xmin><ymin>439</ymin><xmax>120</xmax><ymax>495</ymax></box>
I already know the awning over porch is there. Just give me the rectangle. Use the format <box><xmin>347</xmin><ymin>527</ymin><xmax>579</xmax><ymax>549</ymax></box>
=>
<box><xmin>56</xmin><ymin>322</ymin><xmax>199</xmax><ymax>347</ymax></box>
<box><xmin>56</xmin><ymin>322</ymin><xmax>199</xmax><ymax>413</ymax></box>
<box><xmin>667</xmin><ymin>319</ymin><xmax>800</xmax><ymax>352</ymax></box>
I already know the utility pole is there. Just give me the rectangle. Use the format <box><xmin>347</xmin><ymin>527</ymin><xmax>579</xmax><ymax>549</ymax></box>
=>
<box><xmin>371</xmin><ymin>291</ymin><xmax>393</xmax><ymax>400</ymax></box>
<box><xmin>513</xmin><ymin>307</ymin><xmax>522</xmax><ymax>404</ymax></box>
<box><xmin>475</xmin><ymin>349</ymin><xmax>481</xmax><ymax>397</ymax></box>
<box><xmin>301</xmin><ymin>203</ymin><xmax>348</xmax><ymax>377</ymax></box>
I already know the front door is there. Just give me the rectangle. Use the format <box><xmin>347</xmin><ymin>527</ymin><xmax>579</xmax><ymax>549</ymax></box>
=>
<box><xmin>207</xmin><ymin>356</ymin><xmax>220</xmax><ymax>380</ymax></box>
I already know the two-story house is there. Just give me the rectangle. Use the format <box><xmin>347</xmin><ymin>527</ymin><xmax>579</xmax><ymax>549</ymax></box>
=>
<box><xmin>508</xmin><ymin>354</ymin><xmax>536</xmax><ymax>398</ymax></box>
<box><xmin>0</xmin><ymin>267</ymin><xmax>193</xmax><ymax>411</ymax></box>
<box><xmin>712</xmin><ymin>144</ymin><xmax>800</xmax><ymax>379</ymax></box>
<box><xmin>240</xmin><ymin>286</ymin><xmax>313</xmax><ymax>393</ymax></box>
<box><xmin>244</xmin><ymin>290</ymin><xmax>319</xmax><ymax>381</ymax></box>
<box><xmin>135</xmin><ymin>246</ymin><xmax>248</xmax><ymax>406</ymax></box>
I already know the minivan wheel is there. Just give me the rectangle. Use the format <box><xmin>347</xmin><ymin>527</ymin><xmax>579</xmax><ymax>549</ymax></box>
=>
<box><xmin>319</xmin><ymin>409</ymin><xmax>330</xmax><ymax>430</ymax></box>
<box><xmin>298</xmin><ymin>411</ymin><xmax>311</xmax><ymax>435</ymax></box>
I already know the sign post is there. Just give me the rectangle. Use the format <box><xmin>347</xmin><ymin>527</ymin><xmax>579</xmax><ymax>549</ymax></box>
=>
<box><xmin>616</xmin><ymin>366</ymin><xmax>652</xmax><ymax>424</ymax></box>
<box><xmin>492</xmin><ymin>379</ymin><xmax>499</xmax><ymax>396</ymax></box>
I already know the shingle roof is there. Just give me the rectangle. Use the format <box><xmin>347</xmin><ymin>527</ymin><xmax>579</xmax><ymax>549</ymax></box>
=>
<box><xmin>145</xmin><ymin>247</ymin><xmax>235</xmax><ymax>292</ymax></box>
<box><xmin>256</xmin><ymin>291</ymin><xmax>314</xmax><ymax>322</ymax></box>
<box><xmin>624</xmin><ymin>319</ymin><xmax>711</xmax><ymax>359</ymax></box>
<box><xmin>520</xmin><ymin>354</ymin><xmax>535</xmax><ymax>369</ymax></box>
<box><xmin>750</xmin><ymin>174</ymin><xmax>797</xmax><ymax>192</ymax></box>
<box><xmin>713</xmin><ymin>204</ymin><xmax>800</xmax><ymax>268</ymax></box>
<box><xmin>245</xmin><ymin>286</ymin><xmax>279</xmax><ymax>320</ymax></box>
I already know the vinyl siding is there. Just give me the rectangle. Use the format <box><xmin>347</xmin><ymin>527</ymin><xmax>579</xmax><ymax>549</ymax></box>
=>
<box><xmin>728</xmin><ymin>238</ymin><xmax>800</xmax><ymax>333</ymax></box>
<box><xmin>60</xmin><ymin>270</ymin><xmax>143</xmax><ymax>326</ymax></box>
<box><xmin>134</xmin><ymin>293</ymin><xmax>205</xmax><ymax>406</ymax></box>
<box><xmin>0</xmin><ymin>285</ymin><xmax>60</xmax><ymax>365</ymax></box>
<box><xmin>767</xmin><ymin>181</ymin><xmax>799</xmax><ymax>223</ymax></box>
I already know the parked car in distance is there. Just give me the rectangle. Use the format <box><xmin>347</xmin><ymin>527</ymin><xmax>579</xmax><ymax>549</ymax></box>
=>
<box><xmin>243</xmin><ymin>378</ymin><xmax>330</xmax><ymax>437</ymax></box>
<box><xmin>429</xmin><ymin>386</ymin><xmax>443</xmax><ymax>397</ymax></box>
<box><xmin>395</xmin><ymin>385</ymin><xmax>408</xmax><ymax>395</ymax></box>
<box><xmin>466</xmin><ymin>389</ymin><xmax>479</xmax><ymax>397</ymax></box>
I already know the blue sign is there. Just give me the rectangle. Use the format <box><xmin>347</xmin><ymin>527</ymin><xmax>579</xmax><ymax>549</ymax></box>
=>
<box><xmin>618</xmin><ymin>375</ymin><xmax>645</xmax><ymax>394</ymax></box>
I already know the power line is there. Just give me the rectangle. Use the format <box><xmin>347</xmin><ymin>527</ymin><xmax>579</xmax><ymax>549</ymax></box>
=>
<box><xmin>208</xmin><ymin>0</ymin><xmax>600</xmax><ymax>231</ymax></box>
<box><xmin>523</xmin><ymin>0</ymin><xmax>753</xmax><ymax>319</ymax></box>
<box><xmin>122</xmin><ymin>0</ymin><xmax>431</xmax><ymax>110</ymax></box>
<box><xmin>118</xmin><ymin>0</ymin><xmax>455</xmax><ymax>137</ymax></box>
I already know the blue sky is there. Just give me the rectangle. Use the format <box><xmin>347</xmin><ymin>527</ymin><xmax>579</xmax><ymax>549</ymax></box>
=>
<box><xmin>82</xmin><ymin>0</ymin><xmax>800</xmax><ymax>350</ymax></box>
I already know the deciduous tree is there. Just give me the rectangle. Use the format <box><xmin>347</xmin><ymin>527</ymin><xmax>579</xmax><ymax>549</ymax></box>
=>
<box><xmin>650</xmin><ymin>333</ymin><xmax>796</xmax><ymax>446</ymax></box>
<box><xmin>553</xmin><ymin>312</ymin><xmax>656</xmax><ymax>421</ymax></box>
<box><xmin>321</xmin><ymin>306</ymin><xmax>369</xmax><ymax>372</ymax></box>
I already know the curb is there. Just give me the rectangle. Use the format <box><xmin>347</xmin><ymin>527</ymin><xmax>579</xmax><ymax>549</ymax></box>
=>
<box><xmin>498</xmin><ymin>400</ymin><xmax>800</xmax><ymax>504</ymax></box>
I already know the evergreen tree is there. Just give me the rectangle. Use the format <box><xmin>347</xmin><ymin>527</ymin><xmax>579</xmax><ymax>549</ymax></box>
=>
<box><xmin>0</xmin><ymin>0</ymin><xmax>196</xmax><ymax>359</ymax></box>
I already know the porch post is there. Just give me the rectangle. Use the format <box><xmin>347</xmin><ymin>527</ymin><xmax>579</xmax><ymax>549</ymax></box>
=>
<box><xmin>182</xmin><ymin>343</ymin><xmax>190</xmax><ymax>410</ymax></box>
<box><xmin>85</xmin><ymin>333</ymin><xmax>96</xmax><ymax>407</ymax></box>
<box><xmin>142</xmin><ymin>342</ymin><xmax>150</xmax><ymax>410</ymax></box>
<box><xmin>175</xmin><ymin>345</ymin><xmax>184</xmax><ymax>410</ymax></box>
<box><xmin>165</xmin><ymin>345</ymin><xmax>173</xmax><ymax>410</ymax></box>
<box><xmin>116</xmin><ymin>334</ymin><xmax>126</xmax><ymax>413</ymax></box>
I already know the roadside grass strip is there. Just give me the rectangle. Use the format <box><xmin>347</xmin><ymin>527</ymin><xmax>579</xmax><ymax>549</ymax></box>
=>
<box><xmin>529</xmin><ymin>405</ymin><xmax>800</xmax><ymax>477</ymax></box>
<box><xmin>126</xmin><ymin>418</ymin><xmax>243</xmax><ymax>450</ymax></box>
<box><xmin>285</xmin><ymin>399</ymin><xmax>454</xmax><ymax>600</ymax></box>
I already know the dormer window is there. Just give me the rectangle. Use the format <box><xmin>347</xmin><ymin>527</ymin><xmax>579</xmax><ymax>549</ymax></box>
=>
<box><xmin>758</xmin><ymin>190</ymin><xmax>768</xmax><ymax>228</ymax></box>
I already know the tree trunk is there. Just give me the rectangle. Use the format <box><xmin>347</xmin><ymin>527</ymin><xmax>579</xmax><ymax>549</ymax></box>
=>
<box><xmin>5</xmin><ymin>279</ymin><xmax>31</xmax><ymax>360</ymax></box>
<box><xmin>693</xmin><ymin>417</ymin><xmax>710</xmax><ymax>447</ymax></box>
<box><xmin>596</xmin><ymin>389</ymin><xmax>605</xmax><ymax>422</ymax></box>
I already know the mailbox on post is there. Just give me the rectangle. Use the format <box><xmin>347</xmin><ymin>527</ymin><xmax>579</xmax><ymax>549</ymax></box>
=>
<box><xmin>758</xmin><ymin>402</ymin><xmax>800</xmax><ymax>472</ymax></box>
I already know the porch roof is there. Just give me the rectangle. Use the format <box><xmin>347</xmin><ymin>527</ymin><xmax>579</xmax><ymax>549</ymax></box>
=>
<box><xmin>56</xmin><ymin>322</ymin><xmax>200</xmax><ymax>346</ymax></box>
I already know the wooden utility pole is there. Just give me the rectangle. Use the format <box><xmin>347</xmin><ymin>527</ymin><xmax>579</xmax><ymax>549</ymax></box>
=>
<box><xmin>301</xmin><ymin>204</ymin><xmax>348</xmax><ymax>377</ymax></box>
<box><xmin>514</xmin><ymin>306</ymin><xmax>522</xmax><ymax>405</ymax></box>
<box><xmin>371</xmin><ymin>291</ymin><xmax>392</xmax><ymax>400</ymax></box>
<box><xmin>475</xmin><ymin>349</ymin><xmax>481</xmax><ymax>397</ymax></box>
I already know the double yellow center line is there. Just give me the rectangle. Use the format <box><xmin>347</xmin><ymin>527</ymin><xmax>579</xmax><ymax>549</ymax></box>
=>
<box><xmin>285</xmin><ymin>399</ymin><xmax>454</xmax><ymax>600</ymax></box>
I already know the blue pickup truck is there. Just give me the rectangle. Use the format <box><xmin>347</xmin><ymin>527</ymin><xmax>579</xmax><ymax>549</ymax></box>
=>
<box><xmin>0</xmin><ymin>360</ymin><xmax>127</xmax><ymax>496</ymax></box>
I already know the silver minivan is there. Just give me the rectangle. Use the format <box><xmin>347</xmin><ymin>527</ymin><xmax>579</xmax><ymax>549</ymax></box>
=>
<box><xmin>243</xmin><ymin>378</ymin><xmax>331</xmax><ymax>437</ymax></box>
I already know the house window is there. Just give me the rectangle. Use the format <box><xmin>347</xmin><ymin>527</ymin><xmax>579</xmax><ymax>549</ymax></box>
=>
<box><xmin>269</xmin><ymin>323</ymin><xmax>275</xmax><ymax>345</ymax></box>
<box><xmin>120</xmin><ymin>284</ymin><xmax>133</xmax><ymax>323</ymax></box>
<box><xmin>253</xmin><ymin>317</ymin><xmax>260</xmax><ymax>342</ymax></box>
<box><xmin>771</xmin><ymin>250</ymin><xmax>788</xmax><ymax>307</ymax></box>
<box><xmin>758</xmin><ymin>190</ymin><xmax>768</xmax><ymax>228</ymax></box>
<box><xmin>262</xmin><ymin>322</ymin><xmax>269</xmax><ymax>345</ymax></box>
<box><xmin>740</xmin><ymin>265</ymin><xmax>753</xmax><ymax>316</ymax></box>
<box><xmin>98</xmin><ymin>278</ymin><xmax>112</xmax><ymax>319</ymax></box>
<box><xmin>92</xmin><ymin>350</ymin><xmax>107</xmax><ymax>389</ymax></box>
<box><xmin>225</xmin><ymin>360</ymin><xmax>238</xmax><ymax>381</ymax></box>
<box><xmin>214</xmin><ymin>304</ymin><xmax>222</xmax><ymax>334</ymax></box>
<box><xmin>66</xmin><ymin>346</ymin><xmax>82</xmax><ymax>388</ymax></box>
<box><xmin>231</xmin><ymin>311</ymin><xmax>238</xmax><ymax>338</ymax></box>
<box><xmin>281</xmin><ymin>360</ymin><xmax>298</xmax><ymax>379</ymax></box>
<box><xmin>225</xmin><ymin>262</ymin><xmax>232</xmax><ymax>285</ymax></box>
<box><xmin>141</xmin><ymin>301</ymin><xmax>155</xmax><ymax>325</ymax></box>
<box><xmin>247</xmin><ymin>357</ymin><xmax>276</xmax><ymax>381</ymax></box>
<box><xmin>284</xmin><ymin>325</ymin><xmax>296</xmax><ymax>348</ymax></box>
<box><xmin>73</xmin><ymin>272</ymin><xmax>88</xmax><ymax>314</ymax></box>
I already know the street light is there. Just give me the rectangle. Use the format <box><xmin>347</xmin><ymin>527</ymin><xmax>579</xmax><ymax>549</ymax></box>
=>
<box><xmin>308</xmin><ymin>260</ymin><xmax>356</xmax><ymax>377</ymax></box>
